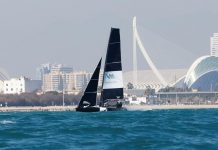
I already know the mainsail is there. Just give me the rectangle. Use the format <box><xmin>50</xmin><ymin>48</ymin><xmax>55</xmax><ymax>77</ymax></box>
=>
<box><xmin>78</xmin><ymin>58</ymin><xmax>102</xmax><ymax>107</ymax></box>
<box><xmin>100</xmin><ymin>28</ymin><xmax>124</xmax><ymax>106</ymax></box>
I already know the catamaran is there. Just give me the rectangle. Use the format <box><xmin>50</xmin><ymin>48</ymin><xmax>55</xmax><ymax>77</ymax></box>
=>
<box><xmin>76</xmin><ymin>28</ymin><xmax>126</xmax><ymax>112</ymax></box>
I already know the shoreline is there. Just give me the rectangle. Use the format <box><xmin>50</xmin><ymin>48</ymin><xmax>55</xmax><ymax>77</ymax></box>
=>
<box><xmin>0</xmin><ymin>106</ymin><xmax>77</xmax><ymax>112</ymax></box>
<box><xmin>125</xmin><ymin>104</ymin><xmax>218</xmax><ymax>111</ymax></box>
<box><xmin>1</xmin><ymin>105</ymin><xmax>218</xmax><ymax>112</ymax></box>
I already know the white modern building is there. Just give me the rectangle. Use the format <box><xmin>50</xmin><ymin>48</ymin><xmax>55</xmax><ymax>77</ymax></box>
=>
<box><xmin>123</xmin><ymin>69</ymin><xmax>187</xmax><ymax>91</ymax></box>
<box><xmin>0</xmin><ymin>80</ymin><xmax>4</xmax><ymax>94</ymax></box>
<box><xmin>3</xmin><ymin>76</ymin><xmax>42</xmax><ymax>94</ymax></box>
<box><xmin>210</xmin><ymin>33</ymin><xmax>218</xmax><ymax>56</ymax></box>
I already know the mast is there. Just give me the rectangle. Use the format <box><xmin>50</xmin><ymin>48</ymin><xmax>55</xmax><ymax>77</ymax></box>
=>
<box><xmin>100</xmin><ymin>28</ymin><xmax>123</xmax><ymax>106</ymax></box>
<box><xmin>62</xmin><ymin>79</ymin><xmax>65</xmax><ymax>106</ymax></box>
<box><xmin>78</xmin><ymin>58</ymin><xmax>102</xmax><ymax>107</ymax></box>
<box><xmin>62</xmin><ymin>88</ymin><xmax>65</xmax><ymax>106</ymax></box>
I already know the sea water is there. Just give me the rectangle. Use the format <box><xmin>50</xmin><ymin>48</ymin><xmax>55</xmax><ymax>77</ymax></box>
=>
<box><xmin>0</xmin><ymin>109</ymin><xmax>218</xmax><ymax>150</ymax></box>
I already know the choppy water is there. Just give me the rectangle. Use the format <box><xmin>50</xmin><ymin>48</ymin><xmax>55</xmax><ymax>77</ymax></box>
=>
<box><xmin>0</xmin><ymin>109</ymin><xmax>218</xmax><ymax>150</ymax></box>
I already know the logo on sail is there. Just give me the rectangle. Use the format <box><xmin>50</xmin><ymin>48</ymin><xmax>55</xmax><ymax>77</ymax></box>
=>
<box><xmin>106</xmin><ymin>73</ymin><xmax>115</xmax><ymax>79</ymax></box>
<box><xmin>103</xmin><ymin>71</ymin><xmax>123</xmax><ymax>89</ymax></box>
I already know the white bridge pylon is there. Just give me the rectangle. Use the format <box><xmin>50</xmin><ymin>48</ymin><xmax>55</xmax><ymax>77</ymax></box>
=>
<box><xmin>133</xmin><ymin>16</ymin><xmax>168</xmax><ymax>87</ymax></box>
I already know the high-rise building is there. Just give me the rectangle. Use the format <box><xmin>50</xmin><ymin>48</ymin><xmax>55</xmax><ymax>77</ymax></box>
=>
<box><xmin>72</xmin><ymin>71</ymin><xmax>92</xmax><ymax>90</ymax></box>
<box><xmin>37</xmin><ymin>63</ymin><xmax>73</xmax><ymax>92</ymax></box>
<box><xmin>50</xmin><ymin>64</ymin><xmax>73</xmax><ymax>74</ymax></box>
<box><xmin>41</xmin><ymin>64</ymin><xmax>73</xmax><ymax>92</ymax></box>
<box><xmin>42</xmin><ymin>70</ymin><xmax>92</xmax><ymax>93</ymax></box>
<box><xmin>64</xmin><ymin>73</ymin><xmax>75</xmax><ymax>92</ymax></box>
<box><xmin>38</xmin><ymin>63</ymin><xmax>102</xmax><ymax>93</ymax></box>
<box><xmin>36</xmin><ymin>63</ymin><xmax>73</xmax><ymax>80</ymax></box>
<box><xmin>210</xmin><ymin>33</ymin><xmax>218</xmax><ymax>56</ymax></box>
<box><xmin>42</xmin><ymin>73</ymin><xmax>63</xmax><ymax>92</ymax></box>
<box><xmin>36</xmin><ymin>63</ymin><xmax>52</xmax><ymax>80</ymax></box>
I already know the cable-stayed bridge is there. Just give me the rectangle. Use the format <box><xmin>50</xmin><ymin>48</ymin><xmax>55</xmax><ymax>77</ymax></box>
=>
<box><xmin>132</xmin><ymin>16</ymin><xmax>168</xmax><ymax>88</ymax></box>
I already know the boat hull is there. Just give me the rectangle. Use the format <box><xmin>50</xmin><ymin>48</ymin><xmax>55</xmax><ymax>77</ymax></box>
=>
<box><xmin>104</xmin><ymin>99</ymin><xmax>126</xmax><ymax>111</ymax></box>
<box><xmin>76</xmin><ymin>106</ymin><xmax>100</xmax><ymax>112</ymax></box>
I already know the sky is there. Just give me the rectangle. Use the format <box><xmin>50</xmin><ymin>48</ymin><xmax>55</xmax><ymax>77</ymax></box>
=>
<box><xmin>0</xmin><ymin>0</ymin><xmax>218</xmax><ymax>78</ymax></box>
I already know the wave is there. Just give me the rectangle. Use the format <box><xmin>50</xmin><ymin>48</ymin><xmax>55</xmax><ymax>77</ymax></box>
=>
<box><xmin>126</xmin><ymin>108</ymin><xmax>153</xmax><ymax>111</ymax></box>
<box><xmin>0</xmin><ymin>114</ymin><xmax>11</xmax><ymax>116</ymax></box>
<box><xmin>0</xmin><ymin>120</ymin><xmax>16</xmax><ymax>124</ymax></box>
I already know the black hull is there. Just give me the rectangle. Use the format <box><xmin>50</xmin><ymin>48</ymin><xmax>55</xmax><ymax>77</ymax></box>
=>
<box><xmin>76</xmin><ymin>106</ymin><xmax>100</xmax><ymax>112</ymax></box>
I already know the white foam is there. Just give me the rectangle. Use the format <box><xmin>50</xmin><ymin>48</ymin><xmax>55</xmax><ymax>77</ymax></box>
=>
<box><xmin>0</xmin><ymin>120</ymin><xmax>16</xmax><ymax>124</ymax></box>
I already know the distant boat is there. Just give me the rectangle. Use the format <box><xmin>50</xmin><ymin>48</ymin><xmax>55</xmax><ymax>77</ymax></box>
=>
<box><xmin>76</xmin><ymin>28</ymin><xmax>126</xmax><ymax>112</ymax></box>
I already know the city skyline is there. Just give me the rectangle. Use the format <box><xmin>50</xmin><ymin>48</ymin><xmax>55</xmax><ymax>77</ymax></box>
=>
<box><xmin>0</xmin><ymin>0</ymin><xmax>218</xmax><ymax>78</ymax></box>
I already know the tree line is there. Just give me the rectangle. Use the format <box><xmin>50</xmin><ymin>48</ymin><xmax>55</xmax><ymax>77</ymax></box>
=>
<box><xmin>0</xmin><ymin>92</ymin><xmax>84</xmax><ymax>106</ymax></box>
